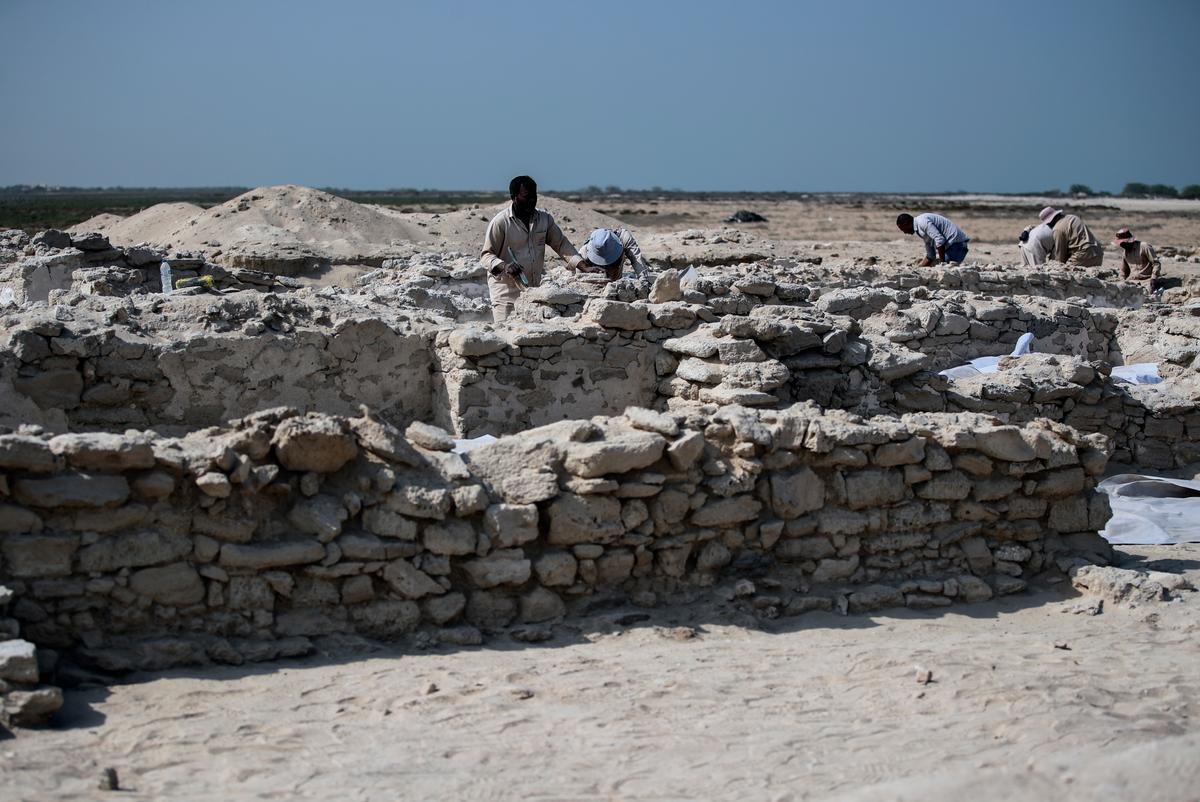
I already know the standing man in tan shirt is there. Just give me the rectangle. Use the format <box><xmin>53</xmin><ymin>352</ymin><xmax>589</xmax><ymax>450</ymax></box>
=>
<box><xmin>1115</xmin><ymin>227</ymin><xmax>1161</xmax><ymax>289</ymax></box>
<box><xmin>480</xmin><ymin>175</ymin><xmax>586</xmax><ymax>323</ymax></box>
<box><xmin>1039</xmin><ymin>206</ymin><xmax>1104</xmax><ymax>267</ymax></box>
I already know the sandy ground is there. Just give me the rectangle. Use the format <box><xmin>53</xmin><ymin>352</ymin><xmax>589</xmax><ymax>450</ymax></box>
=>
<box><xmin>4</xmin><ymin>544</ymin><xmax>1198</xmax><ymax>802</ymax></box>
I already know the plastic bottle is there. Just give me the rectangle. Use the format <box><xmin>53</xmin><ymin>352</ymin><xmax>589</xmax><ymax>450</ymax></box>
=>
<box><xmin>159</xmin><ymin>260</ymin><xmax>172</xmax><ymax>294</ymax></box>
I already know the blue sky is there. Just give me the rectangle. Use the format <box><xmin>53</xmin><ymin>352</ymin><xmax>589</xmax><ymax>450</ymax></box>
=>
<box><xmin>1</xmin><ymin>0</ymin><xmax>1197</xmax><ymax>192</ymax></box>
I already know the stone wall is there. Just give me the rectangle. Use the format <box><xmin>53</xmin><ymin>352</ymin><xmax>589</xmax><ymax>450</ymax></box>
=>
<box><xmin>0</xmin><ymin>405</ymin><xmax>1113</xmax><ymax>673</ymax></box>
<box><xmin>0</xmin><ymin>298</ymin><xmax>435</xmax><ymax>434</ymax></box>
<box><xmin>921</xmin><ymin>354</ymin><xmax>1200</xmax><ymax>470</ymax></box>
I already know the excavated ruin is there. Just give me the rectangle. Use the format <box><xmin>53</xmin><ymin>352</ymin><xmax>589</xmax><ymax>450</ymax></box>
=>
<box><xmin>1</xmin><ymin>199</ymin><xmax>1199</xmax><ymax>727</ymax></box>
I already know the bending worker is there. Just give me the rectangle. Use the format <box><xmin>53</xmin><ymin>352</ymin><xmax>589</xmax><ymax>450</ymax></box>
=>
<box><xmin>1039</xmin><ymin>206</ymin><xmax>1103</xmax><ymax>267</ymax></box>
<box><xmin>1115</xmin><ymin>227</ymin><xmax>1161</xmax><ymax>289</ymax></box>
<box><xmin>480</xmin><ymin>175</ymin><xmax>586</xmax><ymax>323</ymax></box>
<box><xmin>579</xmin><ymin>227</ymin><xmax>651</xmax><ymax>280</ymax></box>
<box><xmin>1018</xmin><ymin>220</ymin><xmax>1055</xmax><ymax>266</ymax></box>
<box><xmin>896</xmin><ymin>212</ymin><xmax>970</xmax><ymax>266</ymax></box>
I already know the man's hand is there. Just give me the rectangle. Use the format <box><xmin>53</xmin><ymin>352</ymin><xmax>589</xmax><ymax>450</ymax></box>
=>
<box><xmin>918</xmin><ymin>257</ymin><xmax>933</xmax><ymax>267</ymax></box>
<box><xmin>503</xmin><ymin>262</ymin><xmax>523</xmax><ymax>278</ymax></box>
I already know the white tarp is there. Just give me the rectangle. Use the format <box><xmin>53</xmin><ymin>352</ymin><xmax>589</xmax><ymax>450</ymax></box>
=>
<box><xmin>453</xmin><ymin>434</ymin><xmax>498</xmax><ymax>455</ymax></box>
<box><xmin>1098</xmin><ymin>473</ymin><xmax>1200</xmax><ymax>545</ymax></box>
<box><xmin>1110</xmin><ymin>362</ymin><xmax>1163</xmax><ymax>385</ymax></box>
<box><xmin>939</xmin><ymin>332</ymin><xmax>1034</xmax><ymax>380</ymax></box>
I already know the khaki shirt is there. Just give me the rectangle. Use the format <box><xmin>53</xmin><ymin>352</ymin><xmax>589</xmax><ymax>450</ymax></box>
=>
<box><xmin>481</xmin><ymin>205</ymin><xmax>583</xmax><ymax>302</ymax></box>
<box><xmin>1120</xmin><ymin>241</ymin><xmax>1160</xmax><ymax>281</ymax></box>
<box><xmin>1051</xmin><ymin>214</ymin><xmax>1104</xmax><ymax>266</ymax></box>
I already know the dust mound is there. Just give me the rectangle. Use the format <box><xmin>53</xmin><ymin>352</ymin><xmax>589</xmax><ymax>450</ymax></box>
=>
<box><xmin>67</xmin><ymin>212</ymin><xmax>129</xmax><ymax>236</ymax></box>
<box><xmin>96</xmin><ymin>186</ymin><xmax>433</xmax><ymax>274</ymax></box>
<box><xmin>86</xmin><ymin>202</ymin><xmax>205</xmax><ymax>243</ymax></box>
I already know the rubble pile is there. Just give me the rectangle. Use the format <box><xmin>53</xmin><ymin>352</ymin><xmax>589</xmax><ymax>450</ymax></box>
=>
<box><xmin>0</xmin><ymin>228</ymin><xmax>293</xmax><ymax>306</ymax></box>
<box><xmin>0</xmin><ymin>405</ymin><xmax>1113</xmax><ymax>673</ymax></box>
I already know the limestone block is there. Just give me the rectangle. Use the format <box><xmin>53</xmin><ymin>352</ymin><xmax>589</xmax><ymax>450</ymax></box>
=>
<box><xmin>648</xmin><ymin>268</ymin><xmax>681</xmax><ymax>304</ymax></box>
<box><xmin>666</xmin><ymin>431</ymin><xmax>706</xmax><ymax>471</ymax></box>
<box><xmin>848</xmin><ymin>584</ymin><xmax>904</xmax><ymax>613</ymax></box>
<box><xmin>3</xmin><ymin>686</ymin><xmax>63</xmax><ymax>727</ymax></box>
<box><xmin>272</xmin><ymin>415</ymin><xmax>358</xmax><ymax>473</ymax></box>
<box><xmin>424</xmin><ymin>591</ymin><xmax>466</xmax><ymax>625</ymax></box>
<box><xmin>769</xmin><ymin>467</ymin><xmax>825</xmax><ymax>519</ymax></box>
<box><xmin>974</xmin><ymin>427</ymin><xmax>1036</xmax><ymax>462</ymax></box>
<box><xmin>362</xmin><ymin>507</ymin><xmax>418</xmax><ymax>539</ymax></box>
<box><xmin>595</xmin><ymin>550</ymin><xmax>635</xmax><ymax>584</ymax></box>
<box><xmin>406</xmin><ymin>421</ymin><xmax>454</xmax><ymax>451</ymax></box>
<box><xmin>519</xmin><ymin>587</ymin><xmax>565</xmax><ymax>623</ymax></box>
<box><xmin>48</xmin><ymin>432</ymin><xmax>155</xmax><ymax>471</ymax></box>
<box><xmin>382</xmin><ymin>559</ymin><xmax>445</xmax><ymax>598</ymax></box>
<box><xmin>0</xmin><ymin>435</ymin><xmax>59</xmax><ymax>473</ymax></box>
<box><xmin>462</xmin><ymin>551</ymin><xmax>532</xmax><ymax>588</ymax></box>
<box><xmin>776</xmin><ymin>536</ymin><xmax>835</xmax><ymax>562</ymax></box>
<box><xmin>484</xmin><ymin>504</ymin><xmax>538</xmax><ymax>548</ymax></box>
<box><xmin>843</xmin><ymin>469</ymin><xmax>906</xmax><ymax>509</ymax></box>
<box><xmin>691</xmin><ymin>495</ymin><xmax>762</xmax><ymax>527</ymax></box>
<box><xmin>623</xmin><ymin>407</ymin><xmax>680</xmax><ymax>437</ymax></box>
<box><xmin>916</xmin><ymin>471</ymin><xmax>973</xmax><ymax>501</ymax></box>
<box><xmin>13</xmin><ymin>472</ymin><xmax>129</xmax><ymax>508</ymax></box>
<box><xmin>875</xmin><ymin>438</ymin><xmax>926</xmax><ymax>467</ymax></box>
<box><xmin>78</xmin><ymin>529</ymin><xmax>193</xmax><ymax>572</ymax></box>
<box><xmin>563</xmin><ymin>433</ymin><xmax>666</xmax><ymax>479</ymax></box>
<box><xmin>384</xmin><ymin>484</ymin><xmax>452</xmax><ymax>520</ymax></box>
<box><xmin>534</xmin><ymin>551</ymin><xmax>577</xmax><ymax>586</ymax></box>
<box><xmin>448</xmin><ymin>327</ymin><xmax>506</xmax><ymax>356</ymax></box>
<box><xmin>811</xmin><ymin>555</ymin><xmax>860</xmax><ymax>583</ymax></box>
<box><xmin>548</xmin><ymin>493</ymin><xmax>624</xmax><ymax>545</ymax></box>
<box><xmin>0</xmin><ymin>639</ymin><xmax>39</xmax><ymax>683</ymax></box>
<box><xmin>0</xmin><ymin>504</ymin><xmax>43</xmax><ymax>534</ymax></box>
<box><xmin>219</xmin><ymin>541</ymin><xmax>325</xmax><ymax>570</ymax></box>
<box><xmin>227</xmin><ymin>577</ymin><xmax>274</xmax><ymax>611</ymax></box>
<box><xmin>129</xmin><ymin>562</ymin><xmax>205</xmax><ymax>606</ymax></box>
<box><xmin>583</xmin><ymin>299</ymin><xmax>650</xmax><ymax>331</ymax></box>
<box><xmin>288</xmin><ymin>494</ymin><xmax>348</xmax><ymax>542</ymax></box>
<box><xmin>423</xmin><ymin>520</ymin><xmax>478</xmax><ymax>555</ymax></box>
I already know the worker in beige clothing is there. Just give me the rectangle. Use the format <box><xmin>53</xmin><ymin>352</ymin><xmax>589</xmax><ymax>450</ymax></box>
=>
<box><xmin>579</xmin><ymin>227</ymin><xmax>651</xmax><ymax>280</ymax></box>
<box><xmin>1039</xmin><ymin>206</ymin><xmax>1103</xmax><ymax>267</ymax></box>
<box><xmin>1115</xmin><ymin>227</ymin><xmax>1161</xmax><ymax>289</ymax></box>
<box><xmin>480</xmin><ymin>175</ymin><xmax>586</xmax><ymax>323</ymax></box>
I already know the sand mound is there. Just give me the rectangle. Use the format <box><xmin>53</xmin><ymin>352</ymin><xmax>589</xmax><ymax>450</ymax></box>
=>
<box><xmin>67</xmin><ymin>212</ymin><xmax>128</xmax><ymax>236</ymax></box>
<box><xmin>92</xmin><ymin>186</ymin><xmax>433</xmax><ymax>274</ymax></box>
<box><xmin>83</xmin><ymin>202</ymin><xmax>205</xmax><ymax>243</ymax></box>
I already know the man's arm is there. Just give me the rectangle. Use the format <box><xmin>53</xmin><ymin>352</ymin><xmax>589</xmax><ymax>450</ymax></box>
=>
<box><xmin>618</xmin><ymin>228</ymin><xmax>650</xmax><ymax>274</ymax></box>
<box><xmin>1146</xmin><ymin>245</ymin><xmax>1161</xmax><ymax>280</ymax></box>
<box><xmin>545</xmin><ymin>217</ymin><xmax>584</xmax><ymax>270</ymax></box>
<box><xmin>480</xmin><ymin>218</ymin><xmax>508</xmax><ymax>275</ymax></box>
<box><xmin>1120</xmin><ymin>256</ymin><xmax>1131</xmax><ymax>280</ymax></box>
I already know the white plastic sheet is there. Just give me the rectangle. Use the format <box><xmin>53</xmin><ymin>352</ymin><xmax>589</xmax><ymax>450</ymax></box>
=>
<box><xmin>939</xmin><ymin>332</ymin><xmax>1035</xmax><ymax>380</ymax></box>
<box><xmin>1110</xmin><ymin>363</ymin><xmax>1163</xmax><ymax>386</ymax></box>
<box><xmin>1098</xmin><ymin>473</ymin><xmax>1200</xmax><ymax>545</ymax></box>
<box><xmin>452</xmin><ymin>434</ymin><xmax>498</xmax><ymax>455</ymax></box>
<box><xmin>679</xmin><ymin>266</ymin><xmax>699</xmax><ymax>286</ymax></box>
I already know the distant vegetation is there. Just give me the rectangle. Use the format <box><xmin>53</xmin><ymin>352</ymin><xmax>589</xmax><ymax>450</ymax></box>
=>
<box><xmin>1043</xmin><ymin>183</ymin><xmax>1199</xmax><ymax>199</ymax></box>
<box><xmin>1119</xmin><ymin>182</ymin><xmax>1197</xmax><ymax>199</ymax></box>
<box><xmin>0</xmin><ymin>186</ymin><xmax>506</xmax><ymax>234</ymax></box>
